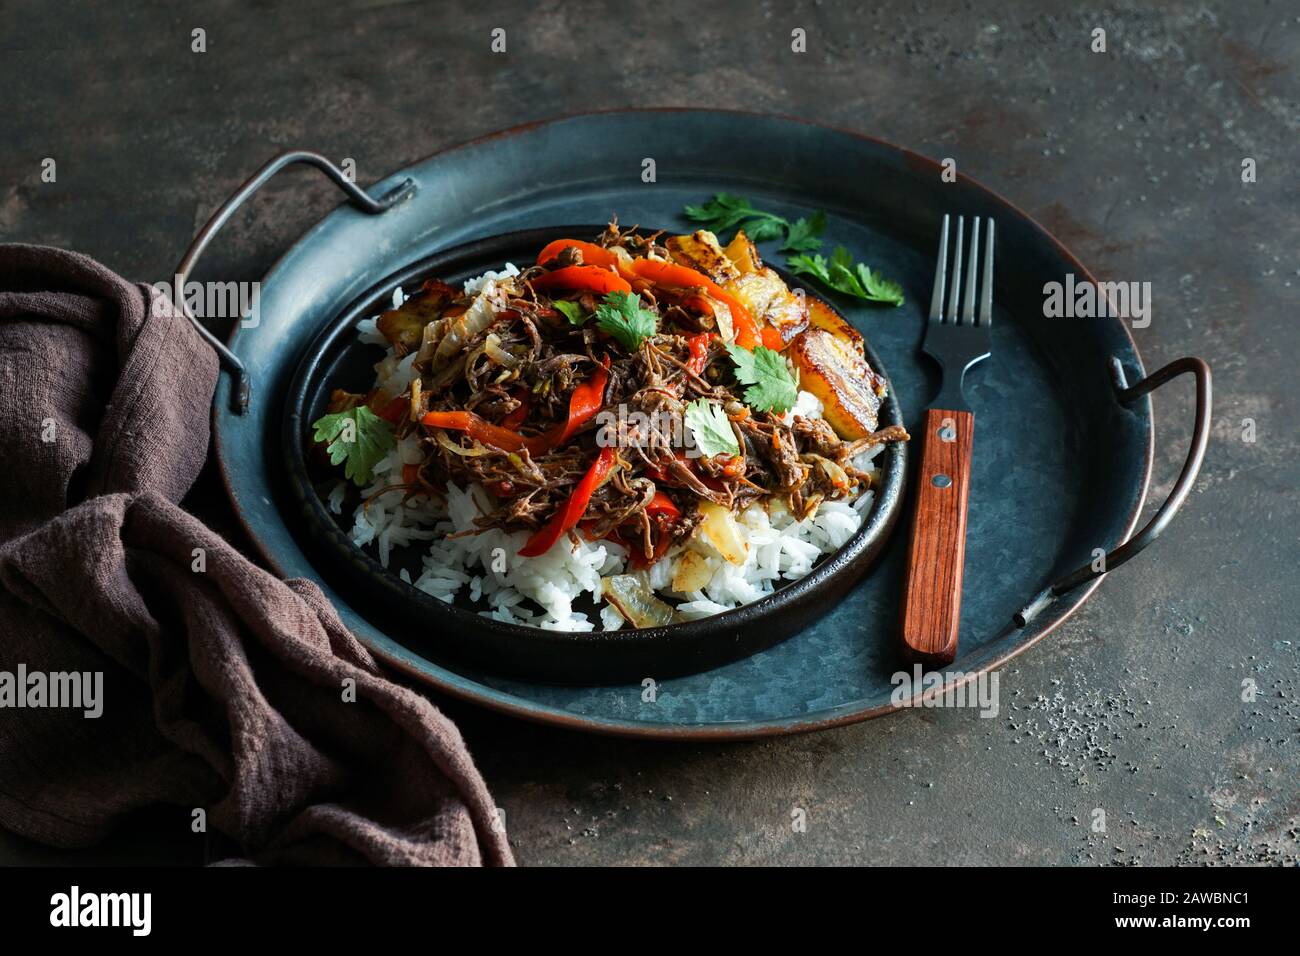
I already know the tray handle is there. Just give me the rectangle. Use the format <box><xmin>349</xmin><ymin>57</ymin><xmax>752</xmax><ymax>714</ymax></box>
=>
<box><xmin>174</xmin><ymin>150</ymin><xmax>415</xmax><ymax>414</ymax></box>
<box><xmin>1015</xmin><ymin>355</ymin><xmax>1212</xmax><ymax>627</ymax></box>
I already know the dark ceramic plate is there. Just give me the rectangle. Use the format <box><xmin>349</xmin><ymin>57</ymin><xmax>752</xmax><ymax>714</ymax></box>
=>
<box><xmin>203</xmin><ymin>110</ymin><xmax>1208</xmax><ymax>738</ymax></box>
<box><xmin>280</xmin><ymin>227</ymin><xmax>907</xmax><ymax>683</ymax></box>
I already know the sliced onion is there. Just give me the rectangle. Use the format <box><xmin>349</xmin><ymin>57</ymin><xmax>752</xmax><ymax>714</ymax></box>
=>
<box><xmin>434</xmin><ymin>290</ymin><xmax>497</xmax><ymax>367</ymax></box>
<box><xmin>464</xmin><ymin>341</ymin><xmax>489</xmax><ymax>378</ymax></box>
<box><xmin>671</xmin><ymin>550</ymin><xmax>713</xmax><ymax>593</ymax></box>
<box><xmin>433</xmin><ymin>431</ymin><xmax>491</xmax><ymax>457</ymax></box>
<box><xmin>814</xmin><ymin>456</ymin><xmax>851</xmax><ymax>492</ymax></box>
<box><xmin>696</xmin><ymin>501</ymin><xmax>748</xmax><ymax>565</ymax></box>
<box><xmin>484</xmin><ymin>332</ymin><xmax>519</xmax><ymax>369</ymax></box>
<box><xmin>415</xmin><ymin>316</ymin><xmax>447</xmax><ymax>365</ymax></box>
<box><xmin>611</xmin><ymin>246</ymin><xmax>635</xmax><ymax>272</ymax></box>
<box><xmin>408</xmin><ymin>376</ymin><xmax>422</xmax><ymax>420</ymax></box>
<box><xmin>707</xmin><ymin>294</ymin><xmax>736</xmax><ymax>343</ymax></box>
<box><xmin>602</xmin><ymin>574</ymin><xmax>678</xmax><ymax>629</ymax></box>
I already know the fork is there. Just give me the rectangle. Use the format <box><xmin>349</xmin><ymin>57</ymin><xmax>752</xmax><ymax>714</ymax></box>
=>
<box><xmin>899</xmin><ymin>214</ymin><xmax>994</xmax><ymax>667</ymax></box>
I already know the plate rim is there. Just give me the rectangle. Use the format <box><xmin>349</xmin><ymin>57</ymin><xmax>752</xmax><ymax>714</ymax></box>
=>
<box><xmin>211</xmin><ymin>108</ymin><xmax>1153</xmax><ymax>739</ymax></box>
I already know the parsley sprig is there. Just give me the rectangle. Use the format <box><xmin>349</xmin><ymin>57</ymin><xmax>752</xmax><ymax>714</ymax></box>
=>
<box><xmin>780</xmin><ymin>210</ymin><xmax>827</xmax><ymax>253</ymax></box>
<box><xmin>681</xmin><ymin>194</ymin><xmax>904</xmax><ymax>307</ymax></box>
<box><xmin>726</xmin><ymin>344</ymin><xmax>799</xmax><ymax>414</ymax></box>
<box><xmin>684</xmin><ymin>193</ymin><xmax>787</xmax><ymax>243</ymax></box>
<box><xmin>788</xmin><ymin>247</ymin><xmax>905</xmax><ymax>307</ymax></box>
<box><xmin>312</xmin><ymin>405</ymin><xmax>396</xmax><ymax>486</ymax></box>
<box><xmin>684</xmin><ymin>194</ymin><xmax>826</xmax><ymax>253</ymax></box>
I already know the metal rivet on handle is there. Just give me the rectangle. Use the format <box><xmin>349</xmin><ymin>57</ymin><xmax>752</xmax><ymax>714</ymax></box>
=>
<box><xmin>932</xmin><ymin>474</ymin><xmax>952</xmax><ymax>488</ymax></box>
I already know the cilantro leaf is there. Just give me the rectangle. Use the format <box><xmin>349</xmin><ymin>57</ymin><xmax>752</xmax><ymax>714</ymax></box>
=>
<box><xmin>787</xmin><ymin>251</ymin><xmax>832</xmax><ymax>284</ymax></box>
<box><xmin>681</xmin><ymin>194</ymin><xmax>832</xmax><ymax>261</ymax></box>
<box><xmin>553</xmin><ymin>300</ymin><xmax>587</xmax><ymax>325</ymax></box>
<box><xmin>684</xmin><ymin>400</ymin><xmax>740</xmax><ymax>458</ymax></box>
<box><xmin>742</xmin><ymin>217</ymin><xmax>787</xmax><ymax>243</ymax></box>
<box><xmin>312</xmin><ymin>405</ymin><xmax>396</xmax><ymax>487</ymax></box>
<box><xmin>781</xmin><ymin>211</ymin><xmax>826</xmax><ymax>253</ymax></box>
<box><xmin>726</xmin><ymin>344</ymin><xmax>799</xmax><ymax>414</ymax></box>
<box><xmin>682</xmin><ymin>194</ymin><xmax>745</xmax><ymax>229</ymax></box>
<box><xmin>684</xmin><ymin>193</ymin><xmax>788</xmax><ymax>237</ymax></box>
<box><xmin>787</xmin><ymin>245</ymin><xmax>905</xmax><ymax>307</ymax></box>
<box><xmin>827</xmin><ymin>246</ymin><xmax>868</xmax><ymax>297</ymax></box>
<box><xmin>855</xmin><ymin>263</ymin><xmax>905</xmax><ymax>307</ymax></box>
<box><xmin>683</xmin><ymin>194</ymin><xmax>904</xmax><ymax>306</ymax></box>
<box><xmin>595</xmin><ymin>290</ymin><xmax>657</xmax><ymax>351</ymax></box>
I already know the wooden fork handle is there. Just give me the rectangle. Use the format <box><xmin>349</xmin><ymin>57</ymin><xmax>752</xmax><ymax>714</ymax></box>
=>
<box><xmin>899</xmin><ymin>407</ymin><xmax>974</xmax><ymax>667</ymax></box>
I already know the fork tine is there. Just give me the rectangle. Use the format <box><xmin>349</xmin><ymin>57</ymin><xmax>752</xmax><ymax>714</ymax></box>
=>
<box><xmin>979</xmin><ymin>219</ymin><xmax>995</xmax><ymax>327</ymax></box>
<box><xmin>962</xmin><ymin>216</ymin><xmax>980</xmax><ymax>325</ymax></box>
<box><xmin>946</xmin><ymin>216</ymin><xmax>964</xmax><ymax>324</ymax></box>
<box><xmin>928</xmin><ymin>214</ymin><xmax>950</xmax><ymax>322</ymax></box>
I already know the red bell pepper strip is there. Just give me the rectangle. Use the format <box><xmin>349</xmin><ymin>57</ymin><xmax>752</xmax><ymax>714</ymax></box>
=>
<box><xmin>376</xmin><ymin>395</ymin><xmax>408</xmax><ymax>424</ymax></box>
<box><xmin>420</xmin><ymin>410</ymin><xmax>551</xmax><ymax>457</ymax></box>
<box><xmin>647</xmin><ymin>524</ymin><xmax>675</xmax><ymax>564</ymax></box>
<box><xmin>630</xmin><ymin>259</ymin><xmax>767</xmax><ymax>350</ymax></box>
<box><xmin>519</xmin><ymin>446</ymin><xmax>618</xmax><ymax>557</ymax></box>
<box><xmin>637</xmin><ymin>500</ymin><xmax>682</xmax><ymax>567</ymax></box>
<box><xmin>686</xmin><ymin>292</ymin><xmax>785</xmax><ymax>351</ymax></box>
<box><xmin>718</xmin><ymin>454</ymin><xmax>746</xmax><ymax>480</ymax></box>
<box><xmin>425</xmin><ymin>358</ymin><xmax>609</xmax><ymax>458</ymax></box>
<box><xmin>509</xmin><ymin>359</ymin><xmax>611</xmax><ymax>449</ymax></box>
<box><xmin>499</xmin><ymin>388</ymin><xmax>530</xmax><ymax>430</ymax></box>
<box><xmin>645</xmin><ymin>490</ymin><xmax>681</xmax><ymax>519</ymax></box>
<box><xmin>580</xmin><ymin>493</ymin><xmax>678</xmax><ymax>567</ymax></box>
<box><xmin>645</xmin><ymin>451</ymin><xmax>729</xmax><ymax>493</ymax></box>
<box><xmin>681</xmin><ymin>293</ymin><xmax>713</xmax><ymax>316</ymax></box>
<box><xmin>685</xmin><ymin>332</ymin><xmax>712</xmax><ymax>377</ymax></box>
<box><xmin>554</xmin><ymin>357</ymin><xmax>609</xmax><ymax>445</ymax></box>
<box><xmin>536</xmin><ymin>239</ymin><xmax>627</xmax><ymax>274</ymax></box>
<box><xmin>759</xmin><ymin>325</ymin><xmax>787</xmax><ymax>351</ymax></box>
<box><xmin>532</xmin><ymin>265</ymin><xmax>631</xmax><ymax>297</ymax></box>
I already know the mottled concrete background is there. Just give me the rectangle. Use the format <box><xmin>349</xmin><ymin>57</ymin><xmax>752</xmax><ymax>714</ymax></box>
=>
<box><xmin>1</xmin><ymin>0</ymin><xmax>1296</xmax><ymax>865</ymax></box>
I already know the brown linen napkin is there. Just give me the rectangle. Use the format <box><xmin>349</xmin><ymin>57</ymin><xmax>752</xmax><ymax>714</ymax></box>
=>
<box><xmin>0</xmin><ymin>244</ymin><xmax>513</xmax><ymax>866</ymax></box>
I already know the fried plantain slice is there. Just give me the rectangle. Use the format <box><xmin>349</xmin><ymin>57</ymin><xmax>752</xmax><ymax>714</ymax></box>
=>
<box><xmin>788</xmin><ymin>327</ymin><xmax>886</xmax><ymax>439</ymax></box>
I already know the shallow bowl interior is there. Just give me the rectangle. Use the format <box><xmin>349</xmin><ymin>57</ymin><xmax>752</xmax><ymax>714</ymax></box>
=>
<box><xmin>280</xmin><ymin>226</ymin><xmax>908</xmax><ymax>683</ymax></box>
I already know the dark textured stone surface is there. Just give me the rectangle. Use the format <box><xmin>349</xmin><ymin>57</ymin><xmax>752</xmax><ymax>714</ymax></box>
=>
<box><xmin>1</xmin><ymin>0</ymin><xmax>1296</xmax><ymax>865</ymax></box>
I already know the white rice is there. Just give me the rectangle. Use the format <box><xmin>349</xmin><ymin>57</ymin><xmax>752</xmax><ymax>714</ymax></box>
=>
<box><xmin>341</xmin><ymin>277</ymin><xmax>884</xmax><ymax>632</ymax></box>
<box><xmin>461</xmin><ymin>262</ymin><xmax>520</xmax><ymax>296</ymax></box>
